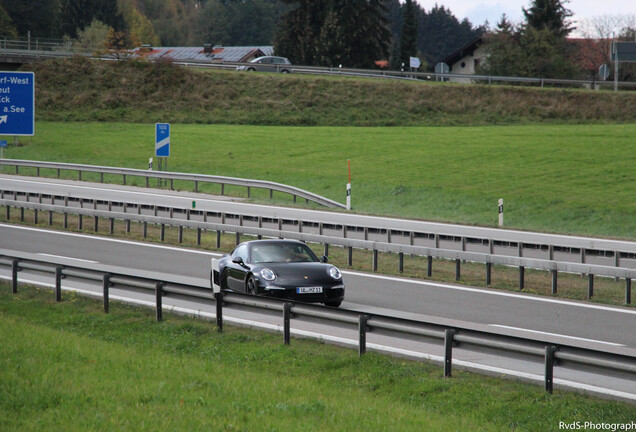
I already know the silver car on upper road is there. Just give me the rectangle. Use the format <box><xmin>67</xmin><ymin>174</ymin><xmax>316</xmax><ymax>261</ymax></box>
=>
<box><xmin>236</xmin><ymin>56</ymin><xmax>293</xmax><ymax>73</ymax></box>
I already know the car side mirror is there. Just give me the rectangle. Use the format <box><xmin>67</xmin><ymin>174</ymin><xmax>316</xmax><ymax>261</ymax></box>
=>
<box><xmin>232</xmin><ymin>256</ymin><xmax>245</xmax><ymax>265</ymax></box>
<box><xmin>321</xmin><ymin>255</ymin><xmax>329</xmax><ymax>263</ymax></box>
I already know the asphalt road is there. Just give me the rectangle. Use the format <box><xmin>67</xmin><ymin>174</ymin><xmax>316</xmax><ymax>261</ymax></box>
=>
<box><xmin>1</xmin><ymin>223</ymin><xmax>634</xmax><ymax>353</ymax></box>
<box><xmin>2</xmin><ymin>223</ymin><xmax>636</xmax><ymax>400</ymax></box>
<box><xmin>4</xmin><ymin>174</ymin><xmax>636</xmax><ymax>256</ymax></box>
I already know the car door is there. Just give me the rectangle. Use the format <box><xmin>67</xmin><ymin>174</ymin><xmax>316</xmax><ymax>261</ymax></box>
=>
<box><xmin>255</xmin><ymin>56</ymin><xmax>273</xmax><ymax>72</ymax></box>
<box><xmin>226</xmin><ymin>244</ymin><xmax>250</xmax><ymax>291</ymax></box>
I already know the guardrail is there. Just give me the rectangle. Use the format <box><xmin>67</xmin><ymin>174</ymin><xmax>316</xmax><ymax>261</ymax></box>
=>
<box><xmin>0</xmin><ymin>160</ymin><xmax>345</xmax><ymax>209</ymax></box>
<box><xmin>3</xmin><ymin>174</ymin><xmax>636</xmax><ymax>294</ymax></box>
<box><xmin>1</xmin><ymin>248</ymin><xmax>635</xmax><ymax>397</ymax></box>
<box><xmin>1</xmin><ymin>197</ymin><xmax>633</xmax><ymax>304</ymax></box>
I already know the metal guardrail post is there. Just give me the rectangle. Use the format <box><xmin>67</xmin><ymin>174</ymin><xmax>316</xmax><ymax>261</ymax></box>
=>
<box><xmin>215</xmin><ymin>292</ymin><xmax>223</xmax><ymax>332</ymax></box>
<box><xmin>372</xmin><ymin>249</ymin><xmax>378</xmax><ymax>271</ymax></box>
<box><xmin>519</xmin><ymin>266</ymin><xmax>525</xmax><ymax>290</ymax></box>
<box><xmin>283</xmin><ymin>303</ymin><xmax>292</xmax><ymax>345</ymax></box>
<box><xmin>455</xmin><ymin>259</ymin><xmax>460</xmax><ymax>281</ymax></box>
<box><xmin>486</xmin><ymin>262</ymin><xmax>492</xmax><ymax>285</ymax></box>
<box><xmin>11</xmin><ymin>259</ymin><xmax>19</xmax><ymax>293</ymax></box>
<box><xmin>626</xmin><ymin>278</ymin><xmax>632</xmax><ymax>305</ymax></box>
<box><xmin>359</xmin><ymin>314</ymin><xmax>368</xmax><ymax>357</ymax></box>
<box><xmin>545</xmin><ymin>345</ymin><xmax>557</xmax><ymax>393</ymax></box>
<box><xmin>588</xmin><ymin>274</ymin><xmax>594</xmax><ymax>299</ymax></box>
<box><xmin>552</xmin><ymin>270</ymin><xmax>558</xmax><ymax>294</ymax></box>
<box><xmin>348</xmin><ymin>247</ymin><xmax>353</xmax><ymax>266</ymax></box>
<box><xmin>444</xmin><ymin>329</ymin><xmax>456</xmax><ymax>378</ymax></box>
<box><xmin>103</xmin><ymin>274</ymin><xmax>110</xmax><ymax>313</ymax></box>
<box><xmin>55</xmin><ymin>266</ymin><xmax>62</xmax><ymax>302</ymax></box>
<box><xmin>398</xmin><ymin>252</ymin><xmax>404</xmax><ymax>273</ymax></box>
<box><xmin>155</xmin><ymin>282</ymin><xmax>164</xmax><ymax>322</ymax></box>
<box><xmin>427</xmin><ymin>256</ymin><xmax>432</xmax><ymax>277</ymax></box>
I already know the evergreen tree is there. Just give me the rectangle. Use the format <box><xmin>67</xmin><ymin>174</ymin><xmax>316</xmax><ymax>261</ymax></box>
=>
<box><xmin>316</xmin><ymin>8</ymin><xmax>347</xmax><ymax>67</ymax></box>
<box><xmin>275</xmin><ymin>0</ymin><xmax>390</xmax><ymax>68</ymax></box>
<box><xmin>480</xmin><ymin>13</ymin><xmax>579</xmax><ymax>79</ymax></box>
<box><xmin>60</xmin><ymin>0</ymin><xmax>123</xmax><ymax>38</ymax></box>
<box><xmin>276</xmin><ymin>0</ymin><xmax>330</xmax><ymax>65</ymax></box>
<box><xmin>399</xmin><ymin>0</ymin><xmax>418</xmax><ymax>68</ymax></box>
<box><xmin>522</xmin><ymin>0</ymin><xmax>574</xmax><ymax>37</ymax></box>
<box><xmin>0</xmin><ymin>5</ymin><xmax>18</xmax><ymax>37</ymax></box>
<box><xmin>0</xmin><ymin>0</ymin><xmax>61</xmax><ymax>37</ymax></box>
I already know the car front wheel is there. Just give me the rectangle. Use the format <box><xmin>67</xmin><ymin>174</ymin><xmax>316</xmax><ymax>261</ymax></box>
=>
<box><xmin>246</xmin><ymin>275</ymin><xmax>259</xmax><ymax>295</ymax></box>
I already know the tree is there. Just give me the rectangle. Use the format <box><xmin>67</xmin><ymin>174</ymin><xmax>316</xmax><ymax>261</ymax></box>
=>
<box><xmin>59</xmin><ymin>0</ymin><xmax>123</xmax><ymax>38</ymax></box>
<box><xmin>0</xmin><ymin>5</ymin><xmax>18</xmax><ymax>37</ymax></box>
<box><xmin>479</xmin><ymin>13</ymin><xmax>579</xmax><ymax>79</ymax></box>
<box><xmin>276</xmin><ymin>0</ymin><xmax>330</xmax><ymax>65</ymax></box>
<box><xmin>399</xmin><ymin>0</ymin><xmax>418</xmax><ymax>68</ymax></box>
<box><xmin>522</xmin><ymin>0</ymin><xmax>574</xmax><ymax>37</ymax></box>
<box><xmin>0</xmin><ymin>0</ymin><xmax>61</xmax><ymax>37</ymax></box>
<box><xmin>74</xmin><ymin>19</ymin><xmax>112</xmax><ymax>51</ymax></box>
<box><xmin>197</xmin><ymin>0</ymin><xmax>282</xmax><ymax>46</ymax></box>
<box><xmin>416</xmin><ymin>5</ymin><xmax>484</xmax><ymax>67</ymax></box>
<box><xmin>316</xmin><ymin>9</ymin><xmax>347</xmax><ymax>67</ymax></box>
<box><xmin>275</xmin><ymin>0</ymin><xmax>390</xmax><ymax>68</ymax></box>
<box><xmin>119</xmin><ymin>3</ymin><xmax>161</xmax><ymax>46</ymax></box>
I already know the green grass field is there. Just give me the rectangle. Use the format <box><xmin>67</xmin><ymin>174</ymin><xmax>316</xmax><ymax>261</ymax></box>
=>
<box><xmin>4</xmin><ymin>121</ymin><xmax>636</xmax><ymax>240</ymax></box>
<box><xmin>2</xmin><ymin>284</ymin><xmax>635</xmax><ymax>432</ymax></box>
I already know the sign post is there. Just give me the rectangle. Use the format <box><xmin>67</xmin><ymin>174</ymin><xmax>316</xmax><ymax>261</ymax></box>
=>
<box><xmin>0</xmin><ymin>71</ymin><xmax>35</xmax><ymax>139</ymax></box>
<box><xmin>611</xmin><ymin>41</ymin><xmax>636</xmax><ymax>91</ymax></box>
<box><xmin>346</xmin><ymin>159</ymin><xmax>352</xmax><ymax>211</ymax></box>
<box><xmin>155</xmin><ymin>123</ymin><xmax>170</xmax><ymax>185</ymax></box>
<box><xmin>0</xmin><ymin>139</ymin><xmax>6</xmax><ymax>162</ymax></box>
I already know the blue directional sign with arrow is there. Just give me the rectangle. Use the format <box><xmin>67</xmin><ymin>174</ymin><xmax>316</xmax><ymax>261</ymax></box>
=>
<box><xmin>0</xmin><ymin>71</ymin><xmax>35</xmax><ymax>136</ymax></box>
<box><xmin>155</xmin><ymin>123</ymin><xmax>170</xmax><ymax>157</ymax></box>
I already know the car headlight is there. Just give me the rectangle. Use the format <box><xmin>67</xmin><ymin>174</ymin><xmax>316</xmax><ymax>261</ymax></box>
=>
<box><xmin>261</xmin><ymin>268</ymin><xmax>276</xmax><ymax>281</ymax></box>
<box><xmin>328</xmin><ymin>265</ymin><xmax>342</xmax><ymax>280</ymax></box>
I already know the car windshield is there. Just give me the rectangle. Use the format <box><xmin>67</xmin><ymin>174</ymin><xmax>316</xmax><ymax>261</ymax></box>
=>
<box><xmin>251</xmin><ymin>243</ymin><xmax>319</xmax><ymax>264</ymax></box>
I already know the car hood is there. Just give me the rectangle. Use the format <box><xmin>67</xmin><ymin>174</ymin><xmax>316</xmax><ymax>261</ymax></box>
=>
<box><xmin>256</xmin><ymin>262</ymin><xmax>341</xmax><ymax>286</ymax></box>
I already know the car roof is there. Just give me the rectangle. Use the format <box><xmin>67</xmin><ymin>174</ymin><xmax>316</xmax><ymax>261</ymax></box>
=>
<box><xmin>242</xmin><ymin>239</ymin><xmax>304</xmax><ymax>247</ymax></box>
<box><xmin>252</xmin><ymin>55</ymin><xmax>288</xmax><ymax>61</ymax></box>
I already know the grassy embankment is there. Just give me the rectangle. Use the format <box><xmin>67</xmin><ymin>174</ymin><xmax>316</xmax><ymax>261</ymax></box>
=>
<box><xmin>1</xmin><ymin>284</ymin><xmax>635</xmax><ymax>432</ymax></box>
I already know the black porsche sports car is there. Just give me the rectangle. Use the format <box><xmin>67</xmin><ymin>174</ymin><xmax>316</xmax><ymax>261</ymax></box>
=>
<box><xmin>217</xmin><ymin>239</ymin><xmax>345</xmax><ymax>307</ymax></box>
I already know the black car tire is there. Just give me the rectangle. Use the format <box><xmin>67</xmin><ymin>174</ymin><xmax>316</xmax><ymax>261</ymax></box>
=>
<box><xmin>247</xmin><ymin>67</ymin><xmax>256</xmax><ymax>72</ymax></box>
<box><xmin>281</xmin><ymin>69</ymin><xmax>290</xmax><ymax>74</ymax></box>
<box><xmin>324</xmin><ymin>300</ymin><xmax>341</xmax><ymax>308</ymax></box>
<box><xmin>246</xmin><ymin>275</ymin><xmax>259</xmax><ymax>295</ymax></box>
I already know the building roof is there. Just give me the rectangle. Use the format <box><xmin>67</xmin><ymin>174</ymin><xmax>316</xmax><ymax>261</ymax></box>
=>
<box><xmin>132</xmin><ymin>45</ymin><xmax>274</xmax><ymax>63</ymax></box>
<box><xmin>442</xmin><ymin>37</ymin><xmax>483</xmax><ymax>67</ymax></box>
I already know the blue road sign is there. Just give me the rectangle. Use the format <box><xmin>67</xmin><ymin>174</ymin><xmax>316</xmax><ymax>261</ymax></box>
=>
<box><xmin>0</xmin><ymin>71</ymin><xmax>35</xmax><ymax>136</ymax></box>
<box><xmin>155</xmin><ymin>123</ymin><xmax>170</xmax><ymax>157</ymax></box>
<box><xmin>0</xmin><ymin>140</ymin><xmax>7</xmax><ymax>148</ymax></box>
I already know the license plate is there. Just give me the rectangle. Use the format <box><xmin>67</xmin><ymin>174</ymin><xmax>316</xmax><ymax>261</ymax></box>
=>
<box><xmin>297</xmin><ymin>286</ymin><xmax>323</xmax><ymax>294</ymax></box>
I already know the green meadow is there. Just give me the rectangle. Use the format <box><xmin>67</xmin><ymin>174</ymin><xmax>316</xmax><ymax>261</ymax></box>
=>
<box><xmin>4</xmin><ymin>121</ymin><xmax>636</xmax><ymax>239</ymax></box>
<box><xmin>2</xmin><ymin>285</ymin><xmax>634</xmax><ymax>432</ymax></box>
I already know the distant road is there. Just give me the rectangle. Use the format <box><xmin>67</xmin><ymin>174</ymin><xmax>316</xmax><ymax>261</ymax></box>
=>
<box><xmin>5</xmin><ymin>174</ymin><xmax>636</xmax><ymax>264</ymax></box>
